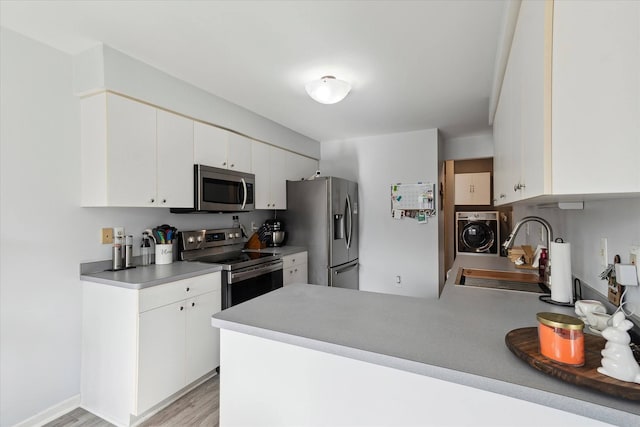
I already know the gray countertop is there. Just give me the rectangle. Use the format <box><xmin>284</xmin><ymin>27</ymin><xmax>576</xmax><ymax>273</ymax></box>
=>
<box><xmin>212</xmin><ymin>254</ymin><xmax>639</xmax><ymax>426</ymax></box>
<box><xmin>79</xmin><ymin>245</ymin><xmax>307</xmax><ymax>289</ymax></box>
<box><xmin>80</xmin><ymin>261</ymin><xmax>222</xmax><ymax>289</ymax></box>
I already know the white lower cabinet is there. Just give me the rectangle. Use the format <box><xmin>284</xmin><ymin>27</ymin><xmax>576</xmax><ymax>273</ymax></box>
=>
<box><xmin>81</xmin><ymin>272</ymin><xmax>221</xmax><ymax>426</ymax></box>
<box><xmin>137</xmin><ymin>301</ymin><xmax>186</xmax><ymax>414</ymax></box>
<box><xmin>283</xmin><ymin>251</ymin><xmax>308</xmax><ymax>286</ymax></box>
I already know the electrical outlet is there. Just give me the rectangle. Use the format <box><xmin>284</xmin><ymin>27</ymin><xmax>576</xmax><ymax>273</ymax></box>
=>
<box><xmin>599</xmin><ymin>238</ymin><xmax>608</xmax><ymax>268</ymax></box>
<box><xmin>101</xmin><ymin>228</ymin><xmax>114</xmax><ymax>244</ymax></box>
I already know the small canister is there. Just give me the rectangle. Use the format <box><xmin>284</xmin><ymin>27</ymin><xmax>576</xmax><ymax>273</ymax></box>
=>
<box><xmin>537</xmin><ymin>312</ymin><xmax>585</xmax><ymax>366</ymax></box>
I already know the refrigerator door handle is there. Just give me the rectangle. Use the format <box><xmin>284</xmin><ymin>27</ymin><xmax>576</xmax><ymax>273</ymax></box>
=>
<box><xmin>333</xmin><ymin>260</ymin><xmax>358</xmax><ymax>275</ymax></box>
<box><xmin>345</xmin><ymin>195</ymin><xmax>352</xmax><ymax>249</ymax></box>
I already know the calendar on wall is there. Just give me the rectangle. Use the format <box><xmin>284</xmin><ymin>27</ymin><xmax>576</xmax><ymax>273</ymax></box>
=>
<box><xmin>390</xmin><ymin>182</ymin><xmax>436</xmax><ymax>223</ymax></box>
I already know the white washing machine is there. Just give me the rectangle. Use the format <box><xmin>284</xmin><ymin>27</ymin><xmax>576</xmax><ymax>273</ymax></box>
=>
<box><xmin>456</xmin><ymin>211</ymin><xmax>500</xmax><ymax>256</ymax></box>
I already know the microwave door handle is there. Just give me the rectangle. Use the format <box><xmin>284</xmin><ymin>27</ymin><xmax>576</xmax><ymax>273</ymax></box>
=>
<box><xmin>241</xmin><ymin>178</ymin><xmax>247</xmax><ymax>210</ymax></box>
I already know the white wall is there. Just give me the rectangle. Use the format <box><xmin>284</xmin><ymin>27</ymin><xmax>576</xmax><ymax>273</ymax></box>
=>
<box><xmin>320</xmin><ymin>129</ymin><xmax>441</xmax><ymax>298</ymax></box>
<box><xmin>443</xmin><ymin>131</ymin><xmax>494</xmax><ymax>160</ymax></box>
<box><xmin>512</xmin><ymin>199</ymin><xmax>640</xmax><ymax>318</ymax></box>
<box><xmin>0</xmin><ymin>28</ymin><xmax>272</xmax><ymax>427</ymax></box>
<box><xmin>74</xmin><ymin>44</ymin><xmax>320</xmax><ymax>159</ymax></box>
<box><xmin>564</xmin><ymin>199</ymin><xmax>640</xmax><ymax>315</ymax></box>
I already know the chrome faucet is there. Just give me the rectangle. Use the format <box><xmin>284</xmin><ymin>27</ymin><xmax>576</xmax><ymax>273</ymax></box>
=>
<box><xmin>502</xmin><ymin>216</ymin><xmax>554</xmax><ymax>280</ymax></box>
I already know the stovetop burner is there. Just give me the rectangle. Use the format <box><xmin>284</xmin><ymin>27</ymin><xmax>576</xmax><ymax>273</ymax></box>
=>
<box><xmin>178</xmin><ymin>228</ymin><xmax>281</xmax><ymax>271</ymax></box>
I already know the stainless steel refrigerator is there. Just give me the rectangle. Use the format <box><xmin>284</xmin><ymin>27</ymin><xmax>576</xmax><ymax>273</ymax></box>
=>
<box><xmin>284</xmin><ymin>177</ymin><xmax>359</xmax><ymax>289</ymax></box>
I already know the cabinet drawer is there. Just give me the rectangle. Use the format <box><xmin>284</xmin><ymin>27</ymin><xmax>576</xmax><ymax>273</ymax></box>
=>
<box><xmin>139</xmin><ymin>272</ymin><xmax>221</xmax><ymax>313</ymax></box>
<box><xmin>283</xmin><ymin>252</ymin><xmax>307</xmax><ymax>269</ymax></box>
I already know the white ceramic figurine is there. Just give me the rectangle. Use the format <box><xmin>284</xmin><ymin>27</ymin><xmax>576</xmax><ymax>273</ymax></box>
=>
<box><xmin>597</xmin><ymin>312</ymin><xmax>640</xmax><ymax>384</ymax></box>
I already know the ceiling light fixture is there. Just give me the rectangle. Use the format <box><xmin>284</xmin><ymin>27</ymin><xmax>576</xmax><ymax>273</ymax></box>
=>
<box><xmin>305</xmin><ymin>76</ymin><xmax>351</xmax><ymax>104</ymax></box>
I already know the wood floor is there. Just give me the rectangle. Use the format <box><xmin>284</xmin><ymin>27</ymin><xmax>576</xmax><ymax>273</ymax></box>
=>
<box><xmin>43</xmin><ymin>375</ymin><xmax>219</xmax><ymax>427</ymax></box>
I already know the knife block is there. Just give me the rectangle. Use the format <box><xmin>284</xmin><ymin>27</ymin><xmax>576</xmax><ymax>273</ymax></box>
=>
<box><xmin>245</xmin><ymin>232</ymin><xmax>266</xmax><ymax>250</ymax></box>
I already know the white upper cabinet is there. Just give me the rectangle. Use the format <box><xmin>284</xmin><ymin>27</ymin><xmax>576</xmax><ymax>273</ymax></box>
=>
<box><xmin>252</xmin><ymin>141</ymin><xmax>287</xmax><ymax>209</ymax></box>
<box><xmin>227</xmin><ymin>132</ymin><xmax>253</xmax><ymax>173</ymax></box>
<box><xmin>493</xmin><ymin>0</ymin><xmax>548</xmax><ymax>205</ymax></box>
<box><xmin>551</xmin><ymin>0</ymin><xmax>640</xmax><ymax>195</ymax></box>
<box><xmin>81</xmin><ymin>93</ymin><xmax>194</xmax><ymax>208</ymax></box>
<box><xmin>454</xmin><ymin>172</ymin><xmax>491</xmax><ymax>205</ymax></box>
<box><xmin>157</xmin><ymin>110</ymin><xmax>194</xmax><ymax>207</ymax></box>
<box><xmin>193</xmin><ymin>122</ymin><xmax>227</xmax><ymax>168</ymax></box>
<box><xmin>493</xmin><ymin>0</ymin><xmax>640</xmax><ymax>205</ymax></box>
<box><xmin>253</xmin><ymin>142</ymin><xmax>318</xmax><ymax>210</ymax></box>
<box><xmin>194</xmin><ymin>122</ymin><xmax>252</xmax><ymax>173</ymax></box>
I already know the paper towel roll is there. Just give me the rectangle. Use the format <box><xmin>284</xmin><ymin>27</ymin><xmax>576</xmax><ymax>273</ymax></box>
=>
<box><xmin>550</xmin><ymin>241</ymin><xmax>572</xmax><ymax>303</ymax></box>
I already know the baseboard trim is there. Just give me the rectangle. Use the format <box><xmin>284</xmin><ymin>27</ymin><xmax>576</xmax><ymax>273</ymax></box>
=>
<box><xmin>12</xmin><ymin>394</ymin><xmax>81</xmax><ymax>427</ymax></box>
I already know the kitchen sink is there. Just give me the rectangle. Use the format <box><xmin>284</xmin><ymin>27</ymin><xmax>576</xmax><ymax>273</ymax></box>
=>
<box><xmin>455</xmin><ymin>268</ymin><xmax>549</xmax><ymax>294</ymax></box>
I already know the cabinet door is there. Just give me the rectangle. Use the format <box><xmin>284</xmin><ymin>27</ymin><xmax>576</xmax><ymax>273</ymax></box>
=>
<box><xmin>552</xmin><ymin>0</ymin><xmax>640</xmax><ymax>194</ymax></box>
<box><xmin>185</xmin><ymin>290</ymin><xmax>221</xmax><ymax>385</ymax></box>
<box><xmin>252</xmin><ymin>141</ymin><xmax>271</xmax><ymax>209</ymax></box>
<box><xmin>284</xmin><ymin>264</ymin><xmax>308</xmax><ymax>286</ymax></box>
<box><xmin>455</xmin><ymin>173</ymin><xmax>491</xmax><ymax>205</ymax></box>
<box><xmin>518</xmin><ymin>0</ymin><xmax>547</xmax><ymax>200</ymax></box>
<box><xmin>492</xmin><ymin>99</ymin><xmax>508</xmax><ymax>205</ymax></box>
<box><xmin>293</xmin><ymin>263</ymin><xmax>308</xmax><ymax>284</ymax></box>
<box><xmin>194</xmin><ymin>122</ymin><xmax>228</xmax><ymax>169</ymax></box>
<box><xmin>227</xmin><ymin>133</ymin><xmax>252</xmax><ymax>173</ymax></box>
<box><xmin>454</xmin><ymin>174</ymin><xmax>474</xmax><ymax>205</ymax></box>
<box><xmin>270</xmin><ymin>146</ymin><xmax>288</xmax><ymax>209</ymax></box>
<box><xmin>137</xmin><ymin>301</ymin><xmax>186</xmax><ymax>414</ymax></box>
<box><xmin>106</xmin><ymin>94</ymin><xmax>157</xmax><ymax>206</ymax></box>
<box><xmin>157</xmin><ymin>110</ymin><xmax>194</xmax><ymax>208</ymax></box>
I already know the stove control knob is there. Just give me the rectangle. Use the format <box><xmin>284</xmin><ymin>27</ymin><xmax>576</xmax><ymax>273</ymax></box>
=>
<box><xmin>228</xmin><ymin>233</ymin><xmax>234</xmax><ymax>239</ymax></box>
<box><xmin>196</xmin><ymin>236</ymin><xmax>203</xmax><ymax>243</ymax></box>
<box><xmin>187</xmin><ymin>236</ymin><xmax>195</xmax><ymax>244</ymax></box>
<box><xmin>234</xmin><ymin>232</ymin><xmax>240</xmax><ymax>238</ymax></box>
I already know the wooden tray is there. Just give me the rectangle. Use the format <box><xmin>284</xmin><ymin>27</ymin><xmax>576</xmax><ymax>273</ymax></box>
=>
<box><xmin>505</xmin><ymin>327</ymin><xmax>640</xmax><ymax>401</ymax></box>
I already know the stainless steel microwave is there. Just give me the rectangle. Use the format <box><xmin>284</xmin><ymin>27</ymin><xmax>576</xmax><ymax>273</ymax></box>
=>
<box><xmin>171</xmin><ymin>165</ymin><xmax>255</xmax><ymax>213</ymax></box>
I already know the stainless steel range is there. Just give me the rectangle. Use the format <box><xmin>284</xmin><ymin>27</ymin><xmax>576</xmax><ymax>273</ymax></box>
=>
<box><xmin>178</xmin><ymin>228</ymin><xmax>283</xmax><ymax>309</ymax></box>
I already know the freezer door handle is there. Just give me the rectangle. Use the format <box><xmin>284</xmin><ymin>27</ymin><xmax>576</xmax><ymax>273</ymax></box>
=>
<box><xmin>334</xmin><ymin>261</ymin><xmax>358</xmax><ymax>275</ymax></box>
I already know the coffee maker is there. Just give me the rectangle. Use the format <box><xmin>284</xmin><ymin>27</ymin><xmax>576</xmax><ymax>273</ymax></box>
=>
<box><xmin>264</xmin><ymin>219</ymin><xmax>286</xmax><ymax>247</ymax></box>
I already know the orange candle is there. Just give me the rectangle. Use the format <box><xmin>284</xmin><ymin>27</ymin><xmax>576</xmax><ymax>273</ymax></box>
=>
<box><xmin>537</xmin><ymin>312</ymin><xmax>585</xmax><ymax>366</ymax></box>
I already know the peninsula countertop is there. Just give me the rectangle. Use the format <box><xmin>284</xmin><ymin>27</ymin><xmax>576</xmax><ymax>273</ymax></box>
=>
<box><xmin>212</xmin><ymin>256</ymin><xmax>639</xmax><ymax>426</ymax></box>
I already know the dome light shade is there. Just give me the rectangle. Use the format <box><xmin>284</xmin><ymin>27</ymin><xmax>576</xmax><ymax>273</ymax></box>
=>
<box><xmin>305</xmin><ymin>76</ymin><xmax>351</xmax><ymax>104</ymax></box>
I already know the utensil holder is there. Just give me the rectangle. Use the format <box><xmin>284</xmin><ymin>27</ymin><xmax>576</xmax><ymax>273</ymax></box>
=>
<box><xmin>155</xmin><ymin>244</ymin><xmax>173</xmax><ymax>265</ymax></box>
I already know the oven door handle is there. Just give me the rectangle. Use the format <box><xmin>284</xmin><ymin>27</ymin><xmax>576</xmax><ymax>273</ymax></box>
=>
<box><xmin>241</xmin><ymin>178</ymin><xmax>247</xmax><ymax>210</ymax></box>
<box><xmin>228</xmin><ymin>261</ymin><xmax>283</xmax><ymax>283</ymax></box>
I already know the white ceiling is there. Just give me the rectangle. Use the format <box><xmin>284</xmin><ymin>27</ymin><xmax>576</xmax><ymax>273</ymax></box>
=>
<box><xmin>0</xmin><ymin>0</ymin><xmax>505</xmax><ymax>142</ymax></box>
